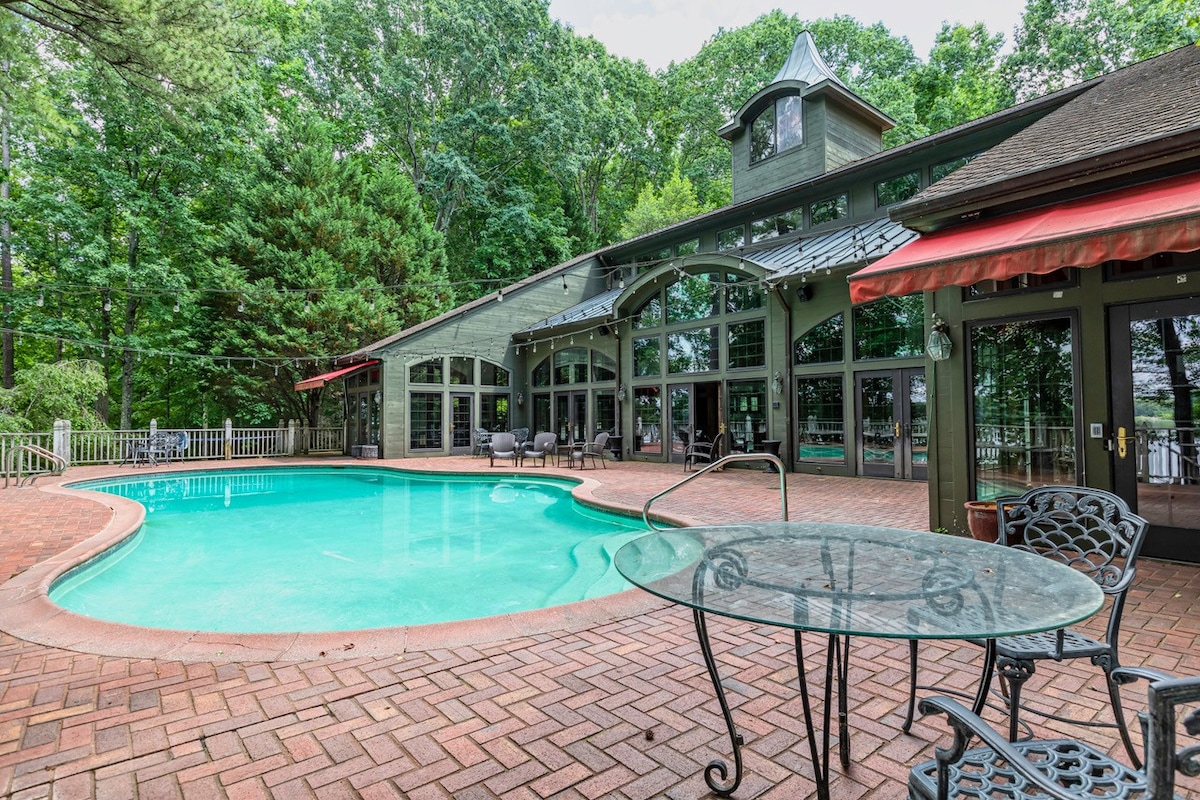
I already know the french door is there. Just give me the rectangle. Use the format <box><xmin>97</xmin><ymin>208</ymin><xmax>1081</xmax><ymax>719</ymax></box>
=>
<box><xmin>450</xmin><ymin>393</ymin><xmax>473</xmax><ymax>453</ymax></box>
<box><xmin>855</xmin><ymin>368</ymin><xmax>927</xmax><ymax>480</ymax></box>
<box><xmin>668</xmin><ymin>382</ymin><xmax>722</xmax><ymax>463</ymax></box>
<box><xmin>555</xmin><ymin>391</ymin><xmax>588</xmax><ymax>444</ymax></box>
<box><xmin>1109</xmin><ymin>299</ymin><xmax>1200</xmax><ymax>562</ymax></box>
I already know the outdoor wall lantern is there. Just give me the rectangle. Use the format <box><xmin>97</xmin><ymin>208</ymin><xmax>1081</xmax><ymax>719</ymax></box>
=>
<box><xmin>516</xmin><ymin>392</ymin><xmax>524</xmax><ymax>406</ymax></box>
<box><xmin>926</xmin><ymin>315</ymin><xmax>953</xmax><ymax>361</ymax></box>
<box><xmin>617</xmin><ymin>384</ymin><xmax>627</xmax><ymax>402</ymax></box>
<box><xmin>771</xmin><ymin>371</ymin><xmax>784</xmax><ymax>395</ymax></box>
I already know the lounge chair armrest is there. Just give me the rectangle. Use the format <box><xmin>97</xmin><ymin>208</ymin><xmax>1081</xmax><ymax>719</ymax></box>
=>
<box><xmin>918</xmin><ymin>696</ymin><xmax>1085</xmax><ymax>800</ymax></box>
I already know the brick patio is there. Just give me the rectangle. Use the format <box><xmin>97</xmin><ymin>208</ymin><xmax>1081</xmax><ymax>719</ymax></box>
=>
<box><xmin>1</xmin><ymin>457</ymin><xmax>1197</xmax><ymax>799</ymax></box>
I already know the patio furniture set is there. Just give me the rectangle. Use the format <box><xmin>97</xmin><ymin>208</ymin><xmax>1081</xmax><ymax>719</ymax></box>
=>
<box><xmin>479</xmin><ymin>427</ymin><xmax>612</xmax><ymax>469</ymax></box>
<box><xmin>615</xmin><ymin>483</ymin><xmax>1199</xmax><ymax>800</ymax></box>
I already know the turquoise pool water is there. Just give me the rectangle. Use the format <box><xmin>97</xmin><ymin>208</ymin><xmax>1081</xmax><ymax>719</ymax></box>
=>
<box><xmin>53</xmin><ymin>468</ymin><xmax>648</xmax><ymax>633</ymax></box>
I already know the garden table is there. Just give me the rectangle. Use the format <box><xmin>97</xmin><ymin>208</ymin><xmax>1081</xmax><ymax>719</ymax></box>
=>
<box><xmin>614</xmin><ymin>522</ymin><xmax>1104</xmax><ymax>800</ymax></box>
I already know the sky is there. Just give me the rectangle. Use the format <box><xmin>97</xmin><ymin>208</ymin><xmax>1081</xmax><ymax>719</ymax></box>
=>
<box><xmin>547</xmin><ymin>0</ymin><xmax>1029</xmax><ymax>71</ymax></box>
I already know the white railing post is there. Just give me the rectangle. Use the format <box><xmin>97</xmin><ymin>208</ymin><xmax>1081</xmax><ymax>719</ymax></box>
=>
<box><xmin>287</xmin><ymin>419</ymin><xmax>297</xmax><ymax>456</ymax></box>
<box><xmin>224</xmin><ymin>419</ymin><xmax>233</xmax><ymax>460</ymax></box>
<box><xmin>149</xmin><ymin>418</ymin><xmax>158</xmax><ymax>436</ymax></box>
<box><xmin>53</xmin><ymin>419</ymin><xmax>71</xmax><ymax>467</ymax></box>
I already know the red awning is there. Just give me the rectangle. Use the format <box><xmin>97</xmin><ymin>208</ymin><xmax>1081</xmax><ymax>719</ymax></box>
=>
<box><xmin>293</xmin><ymin>360</ymin><xmax>380</xmax><ymax>392</ymax></box>
<box><xmin>848</xmin><ymin>173</ymin><xmax>1200</xmax><ymax>304</ymax></box>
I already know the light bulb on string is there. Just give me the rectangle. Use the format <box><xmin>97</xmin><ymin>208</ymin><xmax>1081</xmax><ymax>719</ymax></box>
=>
<box><xmin>102</xmin><ymin>293</ymin><xmax>111</xmax><ymax>313</ymax></box>
<box><xmin>36</xmin><ymin>292</ymin><xmax>44</xmax><ymax>307</ymax></box>
<box><xmin>173</xmin><ymin>299</ymin><xmax>180</xmax><ymax>313</ymax></box>
<box><xmin>237</xmin><ymin>297</ymin><xmax>245</xmax><ymax>313</ymax></box>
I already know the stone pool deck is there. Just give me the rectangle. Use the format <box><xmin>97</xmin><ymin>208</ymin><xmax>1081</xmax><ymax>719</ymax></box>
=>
<box><xmin>1</xmin><ymin>456</ymin><xmax>1198</xmax><ymax>799</ymax></box>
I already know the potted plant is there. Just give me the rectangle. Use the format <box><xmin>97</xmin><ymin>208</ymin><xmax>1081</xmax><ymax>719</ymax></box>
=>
<box><xmin>963</xmin><ymin>500</ymin><xmax>1000</xmax><ymax>543</ymax></box>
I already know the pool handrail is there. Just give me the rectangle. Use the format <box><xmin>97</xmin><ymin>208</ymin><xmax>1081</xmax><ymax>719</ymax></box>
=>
<box><xmin>641</xmin><ymin>452</ymin><xmax>787</xmax><ymax>532</ymax></box>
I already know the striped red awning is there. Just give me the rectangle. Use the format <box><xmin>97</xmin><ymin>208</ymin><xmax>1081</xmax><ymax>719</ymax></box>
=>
<box><xmin>293</xmin><ymin>360</ymin><xmax>379</xmax><ymax>391</ymax></box>
<box><xmin>848</xmin><ymin>173</ymin><xmax>1200</xmax><ymax>304</ymax></box>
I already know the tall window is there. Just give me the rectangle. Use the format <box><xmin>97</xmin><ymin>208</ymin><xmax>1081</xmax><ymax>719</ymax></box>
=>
<box><xmin>668</xmin><ymin>327</ymin><xmax>719</xmax><ymax>373</ymax></box>
<box><xmin>667</xmin><ymin>272</ymin><xmax>719</xmax><ymax>323</ymax></box>
<box><xmin>729</xmin><ymin>380</ymin><xmax>767</xmax><ymax>452</ymax></box>
<box><xmin>972</xmin><ymin>317</ymin><xmax>1076</xmax><ymax>500</ymax></box>
<box><xmin>750</xmin><ymin>95</ymin><xmax>803</xmax><ymax>164</ymax></box>
<box><xmin>728</xmin><ymin>321</ymin><xmax>765</xmax><ymax>369</ymax></box>
<box><xmin>409</xmin><ymin>393</ymin><xmax>442</xmax><ymax>449</ymax></box>
<box><xmin>634</xmin><ymin>386</ymin><xmax>662</xmax><ymax>455</ymax></box>
<box><xmin>796</xmin><ymin>376</ymin><xmax>846</xmax><ymax>463</ymax></box>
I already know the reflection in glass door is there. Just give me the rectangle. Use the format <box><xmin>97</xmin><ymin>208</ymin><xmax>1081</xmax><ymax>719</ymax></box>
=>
<box><xmin>1110</xmin><ymin>300</ymin><xmax>1200</xmax><ymax>562</ymax></box>
<box><xmin>669</xmin><ymin>385</ymin><xmax>691</xmax><ymax>461</ymax></box>
<box><xmin>450</xmin><ymin>393</ymin><xmax>472</xmax><ymax>453</ymax></box>
<box><xmin>555</xmin><ymin>391</ymin><xmax>588</xmax><ymax>444</ymax></box>
<box><xmin>855</xmin><ymin>369</ymin><xmax>926</xmax><ymax>479</ymax></box>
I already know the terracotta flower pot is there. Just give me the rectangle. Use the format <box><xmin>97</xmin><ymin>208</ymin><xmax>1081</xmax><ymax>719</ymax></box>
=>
<box><xmin>963</xmin><ymin>500</ymin><xmax>1000</xmax><ymax>543</ymax></box>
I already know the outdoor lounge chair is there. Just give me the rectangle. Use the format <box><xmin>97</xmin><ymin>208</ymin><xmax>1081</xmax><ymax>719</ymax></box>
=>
<box><xmin>565</xmin><ymin>431</ymin><xmax>609</xmax><ymax>469</ymax></box>
<box><xmin>910</xmin><ymin>666</ymin><xmax>1199</xmax><ymax>800</ymax></box>
<box><xmin>905</xmin><ymin>485</ymin><xmax>1149</xmax><ymax>767</ymax></box>
<box><xmin>683</xmin><ymin>436</ymin><xmax>717</xmax><ymax>471</ymax></box>
<box><xmin>521</xmin><ymin>432</ymin><xmax>557</xmax><ymax>467</ymax></box>
<box><xmin>488</xmin><ymin>432</ymin><xmax>519</xmax><ymax>467</ymax></box>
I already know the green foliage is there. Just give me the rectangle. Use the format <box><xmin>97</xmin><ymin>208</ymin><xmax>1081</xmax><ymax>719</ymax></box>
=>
<box><xmin>0</xmin><ymin>360</ymin><xmax>106</xmax><ymax>431</ymax></box>
<box><xmin>913</xmin><ymin>24</ymin><xmax>1014</xmax><ymax>132</ymax></box>
<box><xmin>619</xmin><ymin>169</ymin><xmax>703</xmax><ymax>240</ymax></box>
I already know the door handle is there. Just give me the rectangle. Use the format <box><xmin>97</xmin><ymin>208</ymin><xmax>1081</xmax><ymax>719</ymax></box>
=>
<box><xmin>1115</xmin><ymin>426</ymin><xmax>1137</xmax><ymax>459</ymax></box>
<box><xmin>893</xmin><ymin>421</ymin><xmax>901</xmax><ymax>437</ymax></box>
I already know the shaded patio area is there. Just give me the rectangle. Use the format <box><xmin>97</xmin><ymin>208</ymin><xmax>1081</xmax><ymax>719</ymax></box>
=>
<box><xmin>1</xmin><ymin>457</ymin><xmax>1198</xmax><ymax>799</ymax></box>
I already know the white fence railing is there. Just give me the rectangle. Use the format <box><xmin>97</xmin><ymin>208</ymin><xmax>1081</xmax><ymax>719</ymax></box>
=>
<box><xmin>1</xmin><ymin>419</ymin><xmax>345</xmax><ymax>479</ymax></box>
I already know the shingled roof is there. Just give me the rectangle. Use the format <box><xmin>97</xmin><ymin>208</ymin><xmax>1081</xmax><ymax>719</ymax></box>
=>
<box><xmin>895</xmin><ymin>44</ymin><xmax>1200</xmax><ymax>224</ymax></box>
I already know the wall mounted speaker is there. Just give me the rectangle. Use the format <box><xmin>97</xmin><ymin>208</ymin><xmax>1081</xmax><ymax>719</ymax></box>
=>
<box><xmin>795</xmin><ymin>285</ymin><xmax>813</xmax><ymax>301</ymax></box>
<box><xmin>598</xmin><ymin>325</ymin><xmax>611</xmax><ymax>336</ymax></box>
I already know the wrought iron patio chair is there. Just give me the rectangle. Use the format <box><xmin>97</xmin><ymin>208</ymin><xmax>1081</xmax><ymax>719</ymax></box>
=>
<box><xmin>566</xmin><ymin>431</ymin><xmax>609</xmax><ymax>469</ymax></box>
<box><xmin>472</xmin><ymin>428</ymin><xmax>492</xmax><ymax>457</ymax></box>
<box><xmin>905</xmin><ymin>486</ymin><xmax>1148</xmax><ymax>767</ymax></box>
<box><xmin>509</xmin><ymin>427</ymin><xmax>530</xmax><ymax>451</ymax></box>
<box><xmin>521</xmin><ymin>432</ymin><xmax>557</xmax><ymax>467</ymax></box>
<box><xmin>909</xmin><ymin>666</ymin><xmax>1200</xmax><ymax>800</ymax></box>
<box><xmin>683</xmin><ymin>435</ymin><xmax>717</xmax><ymax>471</ymax></box>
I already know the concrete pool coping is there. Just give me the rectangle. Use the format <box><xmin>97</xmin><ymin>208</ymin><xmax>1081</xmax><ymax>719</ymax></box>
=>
<box><xmin>0</xmin><ymin>461</ymin><xmax>689</xmax><ymax>662</ymax></box>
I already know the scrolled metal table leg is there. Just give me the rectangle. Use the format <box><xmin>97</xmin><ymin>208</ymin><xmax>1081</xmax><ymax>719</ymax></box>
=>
<box><xmin>693</xmin><ymin>608</ymin><xmax>744</xmax><ymax>796</ymax></box>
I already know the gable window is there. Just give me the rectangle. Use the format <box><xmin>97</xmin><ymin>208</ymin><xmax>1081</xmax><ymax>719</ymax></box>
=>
<box><xmin>409</xmin><ymin>358</ymin><xmax>442</xmax><ymax>384</ymax></box>
<box><xmin>750</xmin><ymin>95</ymin><xmax>803</xmax><ymax>164</ymax></box>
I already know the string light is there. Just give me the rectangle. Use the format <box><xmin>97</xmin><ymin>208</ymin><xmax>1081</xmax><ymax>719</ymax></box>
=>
<box><xmin>173</xmin><ymin>299</ymin><xmax>180</xmax><ymax>313</ymax></box>
<box><xmin>102</xmin><ymin>293</ymin><xmax>111</xmax><ymax>313</ymax></box>
<box><xmin>237</xmin><ymin>297</ymin><xmax>245</xmax><ymax>313</ymax></box>
<box><xmin>36</xmin><ymin>292</ymin><xmax>43</xmax><ymax>307</ymax></box>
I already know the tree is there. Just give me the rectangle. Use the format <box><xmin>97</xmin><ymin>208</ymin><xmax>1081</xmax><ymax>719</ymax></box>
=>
<box><xmin>619</xmin><ymin>168</ymin><xmax>704</xmax><ymax>240</ymax></box>
<box><xmin>1005</xmin><ymin>0</ymin><xmax>1200</xmax><ymax>101</ymax></box>
<box><xmin>913</xmin><ymin>23</ymin><xmax>1013</xmax><ymax>133</ymax></box>
<box><xmin>0</xmin><ymin>359</ymin><xmax>106</xmax><ymax>431</ymax></box>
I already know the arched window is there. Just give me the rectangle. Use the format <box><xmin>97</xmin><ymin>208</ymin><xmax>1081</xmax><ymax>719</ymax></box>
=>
<box><xmin>750</xmin><ymin>95</ymin><xmax>803</xmax><ymax>164</ymax></box>
<box><xmin>795</xmin><ymin>315</ymin><xmax>845</xmax><ymax>365</ymax></box>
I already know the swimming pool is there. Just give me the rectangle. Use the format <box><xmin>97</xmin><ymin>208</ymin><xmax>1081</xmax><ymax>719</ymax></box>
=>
<box><xmin>52</xmin><ymin>467</ymin><xmax>650</xmax><ymax>633</ymax></box>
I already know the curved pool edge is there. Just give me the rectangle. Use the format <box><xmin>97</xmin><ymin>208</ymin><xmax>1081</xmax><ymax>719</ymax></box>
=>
<box><xmin>1</xmin><ymin>459</ymin><xmax>687</xmax><ymax>662</ymax></box>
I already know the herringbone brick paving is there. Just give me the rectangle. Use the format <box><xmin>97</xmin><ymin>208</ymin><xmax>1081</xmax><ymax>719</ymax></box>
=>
<box><xmin>1</xmin><ymin>457</ymin><xmax>1198</xmax><ymax>799</ymax></box>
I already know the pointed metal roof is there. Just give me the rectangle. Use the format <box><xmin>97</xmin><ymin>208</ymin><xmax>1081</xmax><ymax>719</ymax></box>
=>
<box><xmin>772</xmin><ymin>31</ymin><xmax>848</xmax><ymax>90</ymax></box>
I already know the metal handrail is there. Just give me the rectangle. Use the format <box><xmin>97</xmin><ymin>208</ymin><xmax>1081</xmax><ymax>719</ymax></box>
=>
<box><xmin>4</xmin><ymin>443</ymin><xmax>67</xmax><ymax>488</ymax></box>
<box><xmin>641</xmin><ymin>452</ymin><xmax>788</xmax><ymax>532</ymax></box>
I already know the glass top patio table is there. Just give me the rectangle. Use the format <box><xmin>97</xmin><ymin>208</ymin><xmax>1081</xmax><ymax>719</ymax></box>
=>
<box><xmin>614</xmin><ymin>521</ymin><xmax>1104</xmax><ymax>639</ymax></box>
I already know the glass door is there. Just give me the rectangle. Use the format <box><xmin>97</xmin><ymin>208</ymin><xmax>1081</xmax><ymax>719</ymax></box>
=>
<box><xmin>855</xmin><ymin>368</ymin><xmax>926</xmax><ymax>480</ymax></box>
<box><xmin>450</xmin><ymin>393</ymin><xmax>473</xmax><ymax>453</ymax></box>
<box><xmin>669</xmin><ymin>385</ymin><xmax>692</xmax><ymax>462</ymax></box>
<box><xmin>555</xmin><ymin>391</ymin><xmax>588</xmax><ymax>445</ymax></box>
<box><xmin>1109</xmin><ymin>299</ymin><xmax>1200</xmax><ymax>562</ymax></box>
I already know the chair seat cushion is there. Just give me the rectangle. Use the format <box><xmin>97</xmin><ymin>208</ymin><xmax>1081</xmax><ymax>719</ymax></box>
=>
<box><xmin>909</xmin><ymin>739</ymin><xmax>1156</xmax><ymax>800</ymax></box>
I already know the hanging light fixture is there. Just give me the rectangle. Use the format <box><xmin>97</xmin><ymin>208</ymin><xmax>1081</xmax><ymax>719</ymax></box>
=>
<box><xmin>562</xmin><ymin>276</ymin><xmax>569</xmax><ymax>295</ymax></box>
<box><xmin>926</xmin><ymin>315</ymin><xmax>953</xmax><ymax>361</ymax></box>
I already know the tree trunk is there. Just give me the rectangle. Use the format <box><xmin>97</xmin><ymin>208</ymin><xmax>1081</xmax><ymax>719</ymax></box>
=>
<box><xmin>2</xmin><ymin>110</ymin><xmax>13</xmax><ymax>389</ymax></box>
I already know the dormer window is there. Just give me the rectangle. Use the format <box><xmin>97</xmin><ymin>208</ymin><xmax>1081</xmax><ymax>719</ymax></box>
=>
<box><xmin>750</xmin><ymin>95</ymin><xmax>803</xmax><ymax>164</ymax></box>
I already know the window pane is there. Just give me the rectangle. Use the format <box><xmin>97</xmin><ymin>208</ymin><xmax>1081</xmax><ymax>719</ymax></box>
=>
<box><xmin>666</xmin><ymin>272</ymin><xmax>718</xmax><ymax>323</ymax></box>
<box><xmin>751</xmin><ymin>207</ymin><xmax>802</xmax><ymax>242</ymax></box>
<box><xmin>409</xmin><ymin>359</ymin><xmax>442</xmax><ymax>384</ymax></box>
<box><xmin>750</xmin><ymin>104</ymin><xmax>776</xmax><ymax>163</ymax></box>
<box><xmin>634</xmin><ymin>386</ymin><xmax>662</xmax><ymax>455</ymax></box>
<box><xmin>668</xmin><ymin>326</ymin><xmax>719</xmax><ymax>373</ymax></box>
<box><xmin>480</xmin><ymin>394</ymin><xmax>509</xmax><ymax>432</ymax></box>
<box><xmin>480</xmin><ymin>361</ymin><xmax>509</xmax><ymax>386</ymax></box>
<box><xmin>532</xmin><ymin>357</ymin><xmax>551</xmax><ymax>387</ymax></box>
<box><xmin>776</xmin><ymin>95</ymin><xmax>803</xmax><ymax>151</ymax></box>
<box><xmin>595</xmin><ymin>391</ymin><xmax>616</xmax><ymax>436</ymax></box>
<box><xmin>717</xmin><ymin>226</ymin><xmax>745</xmax><ymax>251</ymax></box>
<box><xmin>676</xmin><ymin>238</ymin><xmax>700</xmax><ymax>256</ymax></box>
<box><xmin>592</xmin><ymin>351</ymin><xmax>616</xmax><ymax>382</ymax></box>
<box><xmin>972</xmin><ymin>317</ymin><xmax>1076</xmax><ymax>500</ymax></box>
<box><xmin>876</xmin><ymin>171</ymin><xmax>921</xmax><ymax>207</ymax></box>
<box><xmin>728</xmin><ymin>320</ymin><xmax>765</xmax><ymax>368</ymax></box>
<box><xmin>553</xmin><ymin>347</ymin><xmax>588</xmax><ymax>384</ymax></box>
<box><xmin>634</xmin><ymin>336</ymin><xmax>661</xmax><ymax>377</ymax></box>
<box><xmin>449</xmin><ymin>357</ymin><xmax>472</xmax><ymax>384</ymax></box>
<box><xmin>810</xmin><ymin>194</ymin><xmax>848</xmax><ymax>225</ymax></box>
<box><xmin>796</xmin><ymin>376</ymin><xmax>845</xmax><ymax>462</ymax></box>
<box><xmin>634</xmin><ymin>296</ymin><xmax>662</xmax><ymax>329</ymax></box>
<box><xmin>729</xmin><ymin>380</ymin><xmax>767</xmax><ymax>452</ymax></box>
<box><xmin>932</xmin><ymin>154</ymin><xmax>976</xmax><ymax>182</ymax></box>
<box><xmin>725</xmin><ymin>272</ymin><xmax>764</xmax><ymax>314</ymax></box>
<box><xmin>533</xmin><ymin>393</ymin><xmax>551</xmax><ymax>433</ymax></box>
<box><xmin>853</xmin><ymin>295</ymin><xmax>924</xmax><ymax>359</ymax></box>
<box><xmin>795</xmin><ymin>314</ymin><xmax>845</xmax><ymax>364</ymax></box>
<box><xmin>408</xmin><ymin>392</ymin><xmax>443</xmax><ymax>449</ymax></box>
